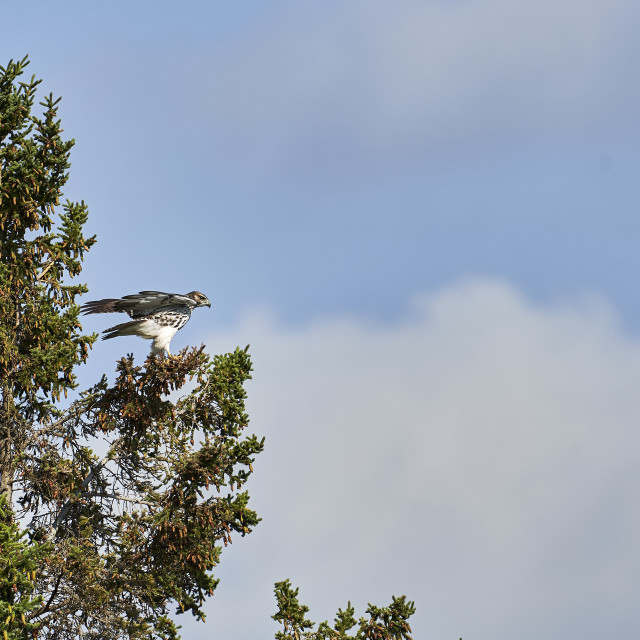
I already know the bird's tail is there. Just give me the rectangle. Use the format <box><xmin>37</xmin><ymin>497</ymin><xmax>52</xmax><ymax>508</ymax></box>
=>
<box><xmin>102</xmin><ymin>320</ymin><xmax>143</xmax><ymax>340</ymax></box>
<box><xmin>81</xmin><ymin>299</ymin><xmax>122</xmax><ymax>314</ymax></box>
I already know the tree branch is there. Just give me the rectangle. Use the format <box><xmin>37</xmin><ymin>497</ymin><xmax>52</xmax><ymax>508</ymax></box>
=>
<box><xmin>47</xmin><ymin>444</ymin><xmax>118</xmax><ymax>540</ymax></box>
<box><xmin>81</xmin><ymin>491</ymin><xmax>155</xmax><ymax>508</ymax></box>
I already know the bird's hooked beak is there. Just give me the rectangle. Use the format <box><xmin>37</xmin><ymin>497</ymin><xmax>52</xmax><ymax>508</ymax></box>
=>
<box><xmin>202</xmin><ymin>296</ymin><xmax>211</xmax><ymax>308</ymax></box>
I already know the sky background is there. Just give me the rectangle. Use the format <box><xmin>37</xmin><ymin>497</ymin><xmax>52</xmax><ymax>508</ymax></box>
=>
<box><xmin>4</xmin><ymin>1</ymin><xmax>640</xmax><ymax>638</ymax></box>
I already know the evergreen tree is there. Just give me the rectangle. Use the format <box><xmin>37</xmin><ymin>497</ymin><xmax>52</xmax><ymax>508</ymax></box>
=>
<box><xmin>273</xmin><ymin>580</ymin><xmax>416</xmax><ymax>640</ymax></box>
<box><xmin>0</xmin><ymin>495</ymin><xmax>48</xmax><ymax>640</ymax></box>
<box><xmin>0</xmin><ymin>56</ymin><xmax>263</xmax><ymax>639</ymax></box>
<box><xmin>0</xmin><ymin>56</ymin><xmax>415</xmax><ymax>640</ymax></box>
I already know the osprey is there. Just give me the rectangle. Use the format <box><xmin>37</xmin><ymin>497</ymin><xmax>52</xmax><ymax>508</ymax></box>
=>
<box><xmin>81</xmin><ymin>290</ymin><xmax>211</xmax><ymax>355</ymax></box>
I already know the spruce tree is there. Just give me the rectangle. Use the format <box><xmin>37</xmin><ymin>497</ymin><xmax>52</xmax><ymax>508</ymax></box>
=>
<box><xmin>0</xmin><ymin>56</ymin><xmax>263</xmax><ymax>640</ymax></box>
<box><xmin>0</xmin><ymin>56</ymin><xmax>415</xmax><ymax>640</ymax></box>
<box><xmin>273</xmin><ymin>580</ymin><xmax>416</xmax><ymax>640</ymax></box>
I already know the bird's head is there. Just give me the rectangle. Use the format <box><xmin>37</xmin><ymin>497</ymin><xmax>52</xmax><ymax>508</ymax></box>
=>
<box><xmin>187</xmin><ymin>291</ymin><xmax>211</xmax><ymax>308</ymax></box>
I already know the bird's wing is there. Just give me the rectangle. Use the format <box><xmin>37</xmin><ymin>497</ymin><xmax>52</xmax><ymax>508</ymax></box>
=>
<box><xmin>81</xmin><ymin>291</ymin><xmax>198</xmax><ymax>318</ymax></box>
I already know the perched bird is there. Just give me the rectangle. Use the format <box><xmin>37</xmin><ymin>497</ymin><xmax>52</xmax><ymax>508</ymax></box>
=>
<box><xmin>81</xmin><ymin>290</ymin><xmax>211</xmax><ymax>355</ymax></box>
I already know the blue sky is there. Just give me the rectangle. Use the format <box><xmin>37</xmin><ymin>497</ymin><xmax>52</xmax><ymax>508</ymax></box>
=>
<box><xmin>8</xmin><ymin>0</ymin><xmax>640</xmax><ymax>329</ymax></box>
<box><xmin>5</xmin><ymin>1</ymin><xmax>640</xmax><ymax>638</ymax></box>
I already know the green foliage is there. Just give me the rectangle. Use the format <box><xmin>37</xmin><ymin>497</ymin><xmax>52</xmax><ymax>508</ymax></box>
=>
<box><xmin>0</xmin><ymin>57</ymin><xmax>263</xmax><ymax>639</ymax></box>
<box><xmin>0</xmin><ymin>495</ymin><xmax>49</xmax><ymax>639</ymax></box>
<box><xmin>1</xmin><ymin>55</ymin><xmax>415</xmax><ymax>640</ymax></box>
<box><xmin>18</xmin><ymin>346</ymin><xmax>263</xmax><ymax>640</ymax></box>
<box><xmin>273</xmin><ymin>580</ymin><xmax>416</xmax><ymax>640</ymax></box>
<box><xmin>0</xmin><ymin>55</ymin><xmax>95</xmax><ymax>423</ymax></box>
<box><xmin>273</xmin><ymin>580</ymin><xmax>314</xmax><ymax>640</ymax></box>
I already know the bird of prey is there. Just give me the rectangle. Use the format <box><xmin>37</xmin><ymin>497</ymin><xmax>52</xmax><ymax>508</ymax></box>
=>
<box><xmin>81</xmin><ymin>290</ymin><xmax>211</xmax><ymax>355</ymax></box>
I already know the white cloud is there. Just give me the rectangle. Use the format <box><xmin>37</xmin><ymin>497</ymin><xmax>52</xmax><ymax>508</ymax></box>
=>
<box><xmin>185</xmin><ymin>279</ymin><xmax>640</xmax><ymax>639</ymax></box>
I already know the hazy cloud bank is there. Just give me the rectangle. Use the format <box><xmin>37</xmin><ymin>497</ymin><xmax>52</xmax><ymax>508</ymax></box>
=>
<box><xmin>193</xmin><ymin>278</ymin><xmax>640</xmax><ymax>639</ymax></box>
